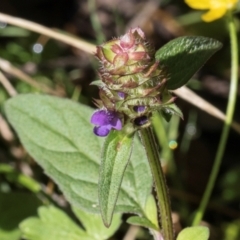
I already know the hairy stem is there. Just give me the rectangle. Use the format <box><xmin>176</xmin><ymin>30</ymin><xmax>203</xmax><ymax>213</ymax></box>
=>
<box><xmin>140</xmin><ymin>127</ymin><xmax>174</xmax><ymax>240</ymax></box>
<box><xmin>192</xmin><ymin>12</ymin><xmax>239</xmax><ymax>226</ymax></box>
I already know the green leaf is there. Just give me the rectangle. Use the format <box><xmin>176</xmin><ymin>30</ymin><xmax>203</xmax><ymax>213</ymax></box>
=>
<box><xmin>127</xmin><ymin>216</ymin><xmax>158</xmax><ymax>231</ymax></box>
<box><xmin>99</xmin><ymin>130</ymin><xmax>134</xmax><ymax>226</ymax></box>
<box><xmin>161</xmin><ymin>103</ymin><xmax>183</xmax><ymax>122</ymax></box>
<box><xmin>155</xmin><ymin>36</ymin><xmax>222</xmax><ymax>90</ymax></box>
<box><xmin>118</xmin><ymin>135</ymin><xmax>152</xmax><ymax>213</ymax></box>
<box><xmin>4</xmin><ymin>94</ymin><xmax>152</xmax><ymax>217</ymax></box>
<box><xmin>144</xmin><ymin>195</ymin><xmax>159</xmax><ymax>229</ymax></box>
<box><xmin>5</xmin><ymin>94</ymin><xmax>103</xmax><ymax>212</ymax></box>
<box><xmin>73</xmin><ymin>207</ymin><xmax>121</xmax><ymax>239</ymax></box>
<box><xmin>127</xmin><ymin>194</ymin><xmax>159</xmax><ymax>231</ymax></box>
<box><xmin>0</xmin><ymin>192</ymin><xmax>41</xmax><ymax>240</ymax></box>
<box><xmin>20</xmin><ymin>206</ymin><xmax>93</xmax><ymax>240</ymax></box>
<box><xmin>177</xmin><ymin>226</ymin><xmax>210</xmax><ymax>240</ymax></box>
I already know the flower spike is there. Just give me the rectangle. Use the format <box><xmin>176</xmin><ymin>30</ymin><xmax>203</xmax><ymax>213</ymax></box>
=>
<box><xmin>91</xmin><ymin>27</ymin><xmax>175</xmax><ymax>136</ymax></box>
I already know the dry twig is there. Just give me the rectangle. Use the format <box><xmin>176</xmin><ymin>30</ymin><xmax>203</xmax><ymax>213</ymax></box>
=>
<box><xmin>0</xmin><ymin>58</ymin><xmax>63</xmax><ymax>96</ymax></box>
<box><xmin>0</xmin><ymin>70</ymin><xmax>17</xmax><ymax>96</ymax></box>
<box><xmin>174</xmin><ymin>86</ymin><xmax>240</xmax><ymax>134</ymax></box>
<box><xmin>0</xmin><ymin>113</ymin><xmax>14</xmax><ymax>142</ymax></box>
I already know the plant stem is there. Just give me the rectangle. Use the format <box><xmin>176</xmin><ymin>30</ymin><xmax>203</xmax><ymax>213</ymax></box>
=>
<box><xmin>192</xmin><ymin>12</ymin><xmax>239</xmax><ymax>226</ymax></box>
<box><xmin>140</xmin><ymin>127</ymin><xmax>174</xmax><ymax>240</ymax></box>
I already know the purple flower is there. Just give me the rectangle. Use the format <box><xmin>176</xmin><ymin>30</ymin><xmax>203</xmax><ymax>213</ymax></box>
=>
<box><xmin>90</xmin><ymin>109</ymin><xmax>122</xmax><ymax>137</ymax></box>
<box><xmin>133</xmin><ymin>105</ymin><xmax>145</xmax><ymax>113</ymax></box>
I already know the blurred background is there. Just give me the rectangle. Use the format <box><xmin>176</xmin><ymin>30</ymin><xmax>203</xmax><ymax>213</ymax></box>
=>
<box><xmin>0</xmin><ymin>0</ymin><xmax>240</xmax><ymax>239</ymax></box>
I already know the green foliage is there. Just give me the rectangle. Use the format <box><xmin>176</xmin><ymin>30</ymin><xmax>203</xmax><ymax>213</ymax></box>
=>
<box><xmin>127</xmin><ymin>195</ymin><xmax>159</xmax><ymax>231</ymax></box>
<box><xmin>20</xmin><ymin>205</ymin><xmax>121</xmax><ymax>240</ymax></box>
<box><xmin>143</xmin><ymin>195</ymin><xmax>159</xmax><ymax>229</ymax></box>
<box><xmin>0</xmin><ymin>164</ymin><xmax>41</xmax><ymax>192</ymax></box>
<box><xmin>0</xmin><ymin>42</ymin><xmax>32</xmax><ymax>64</ymax></box>
<box><xmin>99</xmin><ymin>130</ymin><xmax>134</xmax><ymax>226</ymax></box>
<box><xmin>220</xmin><ymin>166</ymin><xmax>240</xmax><ymax>202</ymax></box>
<box><xmin>5</xmin><ymin>94</ymin><xmax>152</xmax><ymax>219</ymax></box>
<box><xmin>161</xmin><ymin>103</ymin><xmax>183</xmax><ymax>122</ymax></box>
<box><xmin>0</xmin><ymin>192</ymin><xmax>41</xmax><ymax>240</ymax></box>
<box><xmin>127</xmin><ymin>216</ymin><xmax>158</xmax><ymax>231</ymax></box>
<box><xmin>0</xmin><ymin>26</ymin><xmax>30</xmax><ymax>37</ymax></box>
<box><xmin>20</xmin><ymin>206</ymin><xmax>92</xmax><ymax>240</ymax></box>
<box><xmin>223</xmin><ymin>220</ymin><xmax>240</xmax><ymax>240</ymax></box>
<box><xmin>73</xmin><ymin>207</ymin><xmax>121</xmax><ymax>240</ymax></box>
<box><xmin>155</xmin><ymin>36</ymin><xmax>222</xmax><ymax>90</ymax></box>
<box><xmin>177</xmin><ymin>226</ymin><xmax>209</xmax><ymax>240</ymax></box>
<box><xmin>5</xmin><ymin>94</ymin><xmax>102</xmax><ymax>212</ymax></box>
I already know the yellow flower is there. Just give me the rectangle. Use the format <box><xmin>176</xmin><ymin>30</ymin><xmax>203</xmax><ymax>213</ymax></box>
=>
<box><xmin>185</xmin><ymin>0</ymin><xmax>238</xmax><ymax>22</ymax></box>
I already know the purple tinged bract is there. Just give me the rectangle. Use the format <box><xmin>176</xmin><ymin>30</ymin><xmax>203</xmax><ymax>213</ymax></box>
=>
<box><xmin>91</xmin><ymin>109</ymin><xmax>122</xmax><ymax>137</ymax></box>
<box><xmin>118</xmin><ymin>92</ymin><xmax>125</xmax><ymax>99</ymax></box>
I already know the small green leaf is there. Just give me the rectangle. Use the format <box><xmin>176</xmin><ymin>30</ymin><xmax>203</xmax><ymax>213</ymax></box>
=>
<box><xmin>155</xmin><ymin>36</ymin><xmax>222</xmax><ymax>90</ymax></box>
<box><xmin>144</xmin><ymin>195</ymin><xmax>159</xmax><ymax>229</ymax></box>
<box><xmin>90</xmin><ymin>80</ymin><xmax>104</xmax><ymax>87</ymax></box>
<box><xmin>4</xmin><ymin>94</ymin><xmax>152</xmax><ymax>218</ymax></box>
<box><xmin>127</xmin><ymin>188</ymin><xmax>159</xmax><ymax>231</ymax></box>
<box><xmin>127</xmin><ymin>216</ymin><xmax>158</xmax><ymax>231</ymax></box>
<box><xmin>177</xmin><ymin>226</ymin><xmax>210</xmax><ymax>240</ymax></box>
<box><xmin>99</xmin><ymin>130</ymin><xmax>134</xmax><ymax>226</ymax></box>
<box><xmin>73</xmin><ymin>207</ymin><xmax>121</xmax><ymax>239</ymax></box>
<box><xmin>0</xmin><ymin>192</ymin><xmax>41</xmax><ymax>240</ymax></box>
<box><xmin>161</xmin><ymin>103</ymin><xmax>183</xmax><ymax>122</ymax></box>
<box><xmin>20</xmin><ymin>206</ymin><xmax>93</xmax><ymax>240</ymax></box>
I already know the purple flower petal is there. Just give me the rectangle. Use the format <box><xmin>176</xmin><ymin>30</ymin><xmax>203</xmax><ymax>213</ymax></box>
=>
<box><xmin>91</xmin><ymin>109</ymin><xmax>122</xmax><ymax>137</ymax></box>
<box><xmin>110</xmin><ymin>117</ymin><xmax>122</xmax><ymax>130</ymax></box>
<box><xmin>118</xmin><ymin>92</ymin><xmax>125</xmax><ymax>99</ymax></box>
<box><xmin>93</xmin><ymin>126</ymin><xmax>111</xmax><ymax>137</ymax></box>
<box><xmin>91</xmin><ymin>110</ymin><xmax>110</xmax><ymax>126</ymax></box>
<box><xmin>133</xmin><ymin>105</ymin><xmax>145</xmax><ymax>113</ymax></box>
